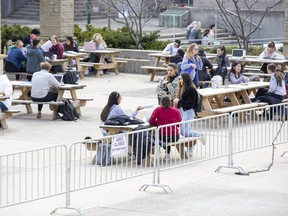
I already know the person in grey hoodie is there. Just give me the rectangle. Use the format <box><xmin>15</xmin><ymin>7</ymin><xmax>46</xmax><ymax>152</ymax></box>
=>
<box><xmin>26</xmin><ymin>38</ymin><xmax>46</xmax><ymax>80</ymax></box>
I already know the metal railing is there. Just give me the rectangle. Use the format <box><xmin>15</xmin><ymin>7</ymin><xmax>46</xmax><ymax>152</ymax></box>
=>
<box><xmin>0</xmin><ymin>103</ymin><xmax>287</xmax><ymax>215</ymax></box>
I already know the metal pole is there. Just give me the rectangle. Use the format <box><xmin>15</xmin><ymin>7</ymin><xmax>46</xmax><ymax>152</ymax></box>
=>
<box><xmin>87</xmin><ymin>0</ymin><xmax>91</xmax><ymax>25</ymax></box>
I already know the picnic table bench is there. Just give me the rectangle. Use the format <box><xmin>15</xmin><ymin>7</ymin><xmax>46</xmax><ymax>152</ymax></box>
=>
<box><xmin>0</xmin><ymin>109</ymin><xmax>20</xmax><ymax>129</ymax></box>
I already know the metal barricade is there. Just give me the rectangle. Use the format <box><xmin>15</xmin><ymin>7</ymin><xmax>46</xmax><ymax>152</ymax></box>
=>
<box><xmin>216</xmin><ymin>102</ymin><xmax>288</xmax><ymax>174</ymax></box>
<box><xmin>140</xmin><ymin>114</ymin><xmax>230</xmax><ymax>193</ymax></box>
<box><xmin>0</xmin><ymin>145</ymin><xmax>67</xmax><ymax>208</ymax></box>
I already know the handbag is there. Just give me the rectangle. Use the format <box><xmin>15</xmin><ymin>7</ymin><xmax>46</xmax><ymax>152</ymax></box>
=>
<box><xmin>213</xmin><ymin>66</ymin><xmax>227</xmax><ymax>83</ymax></box>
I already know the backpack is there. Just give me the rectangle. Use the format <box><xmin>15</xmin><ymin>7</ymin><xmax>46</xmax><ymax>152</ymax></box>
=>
<box><xmin>63</xmin><ymin>70</ymin><xmax>79</xmax><ymax>84</ymax></box>
<box><xmin>96</xmin><ymin>143</ymin><xmax>112</xmax><ymax>166</ymax></box>
<box><xmin>211</xmin><ymin>75</ymin><xmax>223</xmax><ymax>88</ymax></box>
<box><xmin>57</xmin><ymin>99</ymin><xmax>79</xmax><ymax>121</ymax></box>
<box><xmin>104</xmin><ymin>115</ymin><xmax>144</xmax><ymax>126</ymax></box>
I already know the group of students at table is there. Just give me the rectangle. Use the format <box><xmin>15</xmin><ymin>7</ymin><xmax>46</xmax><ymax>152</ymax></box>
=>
<box><xmin>160</xmin><ymin>41</ymin><xmax>287</xmax><ymax>105</ymax></box>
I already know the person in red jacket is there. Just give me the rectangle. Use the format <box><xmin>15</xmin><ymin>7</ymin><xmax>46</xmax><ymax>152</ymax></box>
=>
<box><xmin>49</xmin><ymin>35</ymin><xmax>64</xmax><ymax>73</ymax></box>
<box><xmin>149</xmin><ymin>96</ymin><xmax>182</xmax><ymax>160</ymax></box>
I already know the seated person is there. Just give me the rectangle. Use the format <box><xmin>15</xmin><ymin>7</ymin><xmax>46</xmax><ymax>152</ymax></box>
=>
<box><xmin>156</xmin><ymin>63</ymin><xmax>179</xmax><ymax>104</ymax></box>
<box><xmin>26</xmin><ymin>38</ymin><xmax>46</xmax><ymax>81</ymax></box>
<box><xmin>31</xmin><ymin>62</ymin><xmax>61</xmax><ymax>119</ymax></box>
<box><xmin>201</xmin><ymin>29</ymin><xmax>211</xmax><ymax>45</ymax></box>
<box><xmin>100</xmin><ymin>91</ymin><xmax>143</xmax><ymax>136</ymax></box>
<box><xmin>197</xmin><ymin>49</ymin><xmax>213</xmax><ymax>88</ymax></box>
<box><xmin>49</xmin><ymin>35</ymin><xmax>64</xmax><ymax>73</ymax></box>
<box><xmin>23</xmin><ymin>28</ymin><xmax>41</xmax><ymax>47</ymax></box>
<box><xmin>259</xmin><ymin>41</ymin><xmax>285</xmax><ymax>73</ymax></box>
<box><xmin>4</xmin><ymin>40</ymin><xmax>27</xmax><ymax>80</ymax></box>
<box><xmin>0</xmin><ymin>75</ymin><xmax>13</xmax><ymax>112</ymax></box>
<box><xmin>63</xmin><ymin>36</ymin><xmax>79</xmax><ymax>68</ymax></box>
<box><xmin>229</xmin><ymin>62</ymin><xmax>258</xmax><ymax>84</ymax></box>
<box><xmin>149</xmin><ymin>96</ymin><xmax>181</xmax><ymax>161</ymax></box>
<box><xmin>162</xmin><ymin>39</ymin><xmax>182</xmax><ymax>55</ymax></box>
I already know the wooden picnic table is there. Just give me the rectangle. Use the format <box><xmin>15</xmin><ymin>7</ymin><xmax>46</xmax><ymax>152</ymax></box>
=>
<box><xmin>148</xmin><ymin>53</ymin><xmax>175</xmax><ymax>66</ymax></box>
<box><xmin>99</xmin><ymin>123</ymin><xmax>149</xmax><ymax>136</ymax></box>
<box><xmin>48</xmin><ymin>59</ymin><xmax>68</xmax><ymax>67</ymax></box>
<box><xmin>11</xmin><ymin>81</ymin><xmax>88</xmax><ymax>119</ymax></box>
<box><xmin>63</xmin><ymin>52</ymin><xmax>86</xmax><ymax>69</ymax></box>
<box><xmin>78</xmin><ymin>49</ymin><xmax>122</xmax><ymax>76</ymax></box>
<box><xmin>0</xmin><ymin>96</ymin><xmax>9</xmax><ymax>101</ymax></box>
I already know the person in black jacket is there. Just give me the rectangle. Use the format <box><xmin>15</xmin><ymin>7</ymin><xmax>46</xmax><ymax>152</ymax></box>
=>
<box><xmin>197</xmin><ymin>49</ymin><xmax>214</xmax><ymax>88</ymax></box>
<box><xmin>173</xmin><ymin>72</ymin><xmax>205</xmax><ymax>151</ymax></box>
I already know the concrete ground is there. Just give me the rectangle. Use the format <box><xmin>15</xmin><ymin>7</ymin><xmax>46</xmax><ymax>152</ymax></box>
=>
<box><xmin>1</xmin><ymin>17</ymin><xmax>288</xmax><ymax>216</ymax></box>
<box><xmin>0</xmin><ymin>71</ymin><xmax>288</xmax><ymax>216</ymax></box>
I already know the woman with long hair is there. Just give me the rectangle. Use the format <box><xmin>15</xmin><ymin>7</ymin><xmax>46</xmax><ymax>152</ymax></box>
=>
<box><xmin>100</xmin><ymin>91</ymin><xmax>142</xmax><ymax>135</ymax></box>
<box><xmin>229</xmin><ymin>62</ymin><xmax>258</xmax><ymax>84</ymax></box>
<box><xmin>173</xmin><ymin>72</ymin><xmax>205</xmax><ymax>155</ymax></box>
<box><xmin>156</xmin><ymin>63</ymin><xmax>179</xmax><ymax>104</ymax></box>
<box><xmin>212</xmin><ymin>46</ymin><xmax>230</xmax><ymax>82</ymax></box>
<box><xmin>180</xmin><ymin>43</ymin><xmax>203</xmax><ymax>85</ymax></box>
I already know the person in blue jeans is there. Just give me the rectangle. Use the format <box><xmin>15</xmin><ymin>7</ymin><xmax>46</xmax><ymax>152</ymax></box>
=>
<box><xmin>173</xmin><ymin>72</ymin><xmax>206</xmax><ymax>155</ymax></box>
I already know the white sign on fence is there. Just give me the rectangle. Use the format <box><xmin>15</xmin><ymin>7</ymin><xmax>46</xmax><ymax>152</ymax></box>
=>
<box><xmin>111</xmin><ymin>133</ymin><xmax>128</xmax><ymax>157</ymax></box>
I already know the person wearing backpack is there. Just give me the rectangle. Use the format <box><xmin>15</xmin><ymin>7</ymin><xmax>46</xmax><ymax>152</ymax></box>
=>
<box><xmin>31</xmin><ymin>62</ymin><xmax>61</xmax><ymax>118</ymax></box>
<box><xmin>172</xmin><ymin>72</ymin><xmax>206</xmax><ymax>156</ymax></box>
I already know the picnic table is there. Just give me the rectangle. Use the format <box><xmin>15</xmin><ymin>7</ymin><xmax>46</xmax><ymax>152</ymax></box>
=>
<box><xmin>78</xmin><ymin>49</ymin><xmax>126</xmax><ymax>78</ymax></box>
<box><xmin>99</xmin><ymin>123</ymin><xmax>149</xmax><ymax>136</ymax></box>
<box><xmin>63</xmin><ymin>52</ymin><xmax>86</xmax><ymax>69</ymax></box>
<box><xmin>0</xmin><ymin>96</ymin><xmax>20</xmax><ymax>129</ymax></box>
<box><xmin>11</xmin><ymin>81</ymin><xmax>90</xmax><ymax>119</ymax></box>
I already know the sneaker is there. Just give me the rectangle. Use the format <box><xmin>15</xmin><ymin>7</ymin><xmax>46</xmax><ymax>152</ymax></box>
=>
<box><xmin>188</xmin><ymin>147</ymin><xmax>194</xmax><ymax>157</ymax></box>
<box><xmin>36</xmin><ymin>112</ymin><xmax>42</xmax><ymax>119</ymax></box>
<box><xmin>164</xmin><ymin>154</ymin><xmax>170</xmax><ymax>161</ymax></box>
<box><xmin>200</xmin><ymin>133</ymin><xmax>206</xmax><ymax>145</ymax></box>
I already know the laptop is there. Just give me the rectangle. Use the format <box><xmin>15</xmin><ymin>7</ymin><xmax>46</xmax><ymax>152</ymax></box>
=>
<box><xmin>43</xmin><ymin>52</ymin><xmax>54</xmax><ymax>59</ymax></box>
<box><xmin>230</xmin><ymin>49</ymin><xmax>246</xmax><ymax>60</ymax></box>
<box><xmin>53</xmin><ymin>74</ymin><xmax>64</xmax><ymax>84</ymax></box>
<box><xmin>83</xmin><ymin>42</ymin><xmax>96</xmax><ymax>51</ymax></box>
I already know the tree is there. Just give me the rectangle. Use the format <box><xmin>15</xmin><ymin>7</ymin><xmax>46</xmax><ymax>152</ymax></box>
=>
<box><xmin>86</xmin><ymin>0</ymin><xmax>172</xmax><ymax>49</ymax></box>
<box><xmin>202</xmin><ymin>0</ymin><xmax>283</xmax><ymax>53</ymax></box>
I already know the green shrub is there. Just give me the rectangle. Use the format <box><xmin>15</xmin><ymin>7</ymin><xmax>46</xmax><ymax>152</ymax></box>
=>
<box><xmin>1</xmin><ymin>24</ymin><xmax>31</xmax><ymax>53</ymax></box>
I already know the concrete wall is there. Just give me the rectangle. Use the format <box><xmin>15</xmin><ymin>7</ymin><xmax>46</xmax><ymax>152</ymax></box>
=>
<box><xmin>1</xmin><ymin>0</ymin><xmax>28</xmax><ymax>17</ymax></box>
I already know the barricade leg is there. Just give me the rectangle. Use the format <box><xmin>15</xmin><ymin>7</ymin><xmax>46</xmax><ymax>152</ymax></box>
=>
<box><xmin>281</xmin><ymin>151</ymin><xmax>288</xmax><ymax>157</ymax></box>
<box><xmin>215</xmin><ymin>113</ymin><xmax>247</xmax><ymax>174</ymax></box>
<box><xmin>139</xmin><ymin>131</ymin><xmax>173</xmax><ymax>193</ymax></box>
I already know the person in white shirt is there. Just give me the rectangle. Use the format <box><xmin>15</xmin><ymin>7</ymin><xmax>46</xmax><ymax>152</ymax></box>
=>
<box><xmin>0</xmin><ymin>75</ymin><xmax>13</xmax><ymax>112</ymax></box>
<box><xmin>162</xmin><ymin>39</ymin><xmax>182</xmax><ymax>55</ymax></box>
<box><xmin>31</xmin><ymin>62</ymin><xmax>61</xmax><ymax>118</ymax></box>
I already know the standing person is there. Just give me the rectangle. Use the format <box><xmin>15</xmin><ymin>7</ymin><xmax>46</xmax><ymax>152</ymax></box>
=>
<box><xmin>100</xmin><ymin>91</ymin><xmax>142</xmax><ymax>136</ymax></box>
<box><xmin>31</xmin><ymin>62</ymin><xmax>61</xmax><ymax>119</ymax></box>
<box><xmin>156</xmin><ymin>63</ymin><xmax>179</xmax><ymax>104</ymax></box>
<box><xmin>180</xmin><ymin>43</ymin><xmax>203</xmax><ymax>86</ymax></box>
<box><xmin>0</xmin><ymin>75</ymin><xmax>13</xmax><ymax>112</ymax></box>
<box><xmin>26</xmin><ymin>39</ymin><xmax>46</xmax><ymax>80</ymax></box>
<box><xmin>194</xmin><ymin>21</ymin><xmax>202</xmax><ymax>45</ymax></box>
<box><xmin>259</xmin><ymin>41</ymin><xmax>285</xmax><ymax>73</ymax></box>
<box><xmin>4</xmin><ymin>40</ymin><xmax>27</xmax><ymax>80</ymax></box>
<box><xmin>23</xmin><ymin>28</ymin><xmax>41</xmax><ymax>47</ymax></box>
<box><xmin>173</xmin><ymin>72</ymin><xmax>205</xmax><ymax>155</ymax></box>
<box><xmin>213</xmin><ymin>46</ymin><xmax>230</xmax><ymax>82</ymax></box>
<box><xmin>149</xmin><ymin>96</ymin><xmax>182</xmax><ymax>161</ymax></box>
<box><xmin>186</xmin><ymin>21</ymin><xmax>197</xmax><ymax>44</ymax></box>
<box><xmin>49</xmin><ymin>35</ymin><xmax>64</xmax><ymax>73</ymax></box>
<box><xmin>229</xmin><ymin>62</ymin><xmax>258</xmax><ymax>84</ymax></box>
<box><xmin>197</xmin><ymin>49</ymin><xmax>214</xmax><ymax>88</ymax></box>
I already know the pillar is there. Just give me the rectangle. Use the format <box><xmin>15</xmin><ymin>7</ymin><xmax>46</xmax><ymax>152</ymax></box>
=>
<box><xmin>40</xmin><ymin>0</ymin><xmax>74</xmax><ymax>40</ymax></box>
<box><xmin>283</xmin><ymin>0</ymin><xmax>288</xmax><ymax>57</ymax></box>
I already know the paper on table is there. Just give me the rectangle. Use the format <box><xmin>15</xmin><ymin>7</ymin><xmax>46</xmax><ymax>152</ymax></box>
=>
<box><xmin>141</xmin><ymin>104</ymin><xmax>153</xmax><ymax>109</ymax></box>
<box><xmin>41</xmin><ymin>40</ymin><xmax>52</xmax><ymax>52</ymax></box>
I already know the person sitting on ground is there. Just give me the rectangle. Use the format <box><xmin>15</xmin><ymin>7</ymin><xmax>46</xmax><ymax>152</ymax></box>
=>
<box><xmin>0</xmin><ymin>75</ymin><xmax>13</xmax><ymax>112</ymax></box>
<box><xmin>259</xmin><ymin>41</ymin><xmax>285</xmax><ymax>74</ymax></box>
<box><xmin>180</xmin><ymin>43</ymin><xmax>203</xmax><ymax>86</ymax></box>
<box><xmin>26</xmin><ymin>38</ymin><xmax>46</xmax><ymax>80</ymax></box>
<box><xmin>173</xmin><ymin>72</ymin><xmax>206</xmax><ymax>155</ymax></box>
<box><xmin>31</xmin><ymin>62</ymin><xmax>61</xmax><ymax>119</ymax></box>
<box><xmin>149</xmin><ymin>96</ymin><xmax>182</xmax><ymax>161</ymax></box>
<box><xmin>229</xmin><ymin>62</ymin><xmax>259</xmax><ymax>84</ymax></box>
<box><xmin>4</xmin><ymin>40</ymin><xmax>27</xmax><ymax>80</ymax></box>
<box><xmin>100</xmin><ymin>91</ymin><xmax>143</xmax><ymax>136</ymax></box>
<box><xmin>201</xmin><ymin>29</ymin><xmax>211</xmax><ymax>45</ymax></box>
<box><xmin>197</xmin><ymin>49</ymin><xmax>214</xmax><ymax>88</ymax></box>
<box><xmin>23</xmin><ymin>28</ymin><xmax>41</xmax><ymax>47</ymax></box>
<box><xmin>49</xmin><ymin>35</ymin><xmax>64</xmax><ymax>73</ymax></box>
<box><xmin>252</xmin><ymin>64</ymin><xmax>286</xmax><ymax>105</ymax></box>
<box><xmin>156</xmin><ymin>63</ymin><xmax>179</xmax><ymax>104</ymax></box>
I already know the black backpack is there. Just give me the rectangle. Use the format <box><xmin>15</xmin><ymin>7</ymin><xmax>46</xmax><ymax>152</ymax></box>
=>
<box><xmin>58</xmin><ymin>99</ymin><xmax>79</xmax><ymax>121</ymax></box>
<box><xmin>63</xmin><ymin>70</ymin><xmax>79</xmax><ymax>84</ymax></box>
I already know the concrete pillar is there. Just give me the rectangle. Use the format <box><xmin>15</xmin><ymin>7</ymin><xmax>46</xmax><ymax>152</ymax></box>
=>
<box><xmin>283</xmin><ymin>0</ymin><xmax>288</xmax><ymax>57</ymax></box>
<box><xmin>40</xmin><ymin>0</ymin><xmax>74</xmax><ymax>40</ymax></box>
